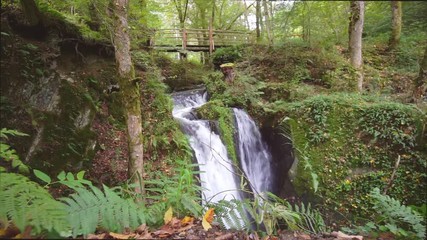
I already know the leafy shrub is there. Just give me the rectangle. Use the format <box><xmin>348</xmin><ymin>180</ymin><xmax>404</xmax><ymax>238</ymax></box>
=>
<box><xmin>144</xmin><ymin>159</ymin><xmax>203</xmax><ymax>226</ymax></box>
<box><xmin>212</xmin><ymin>46</ymin><xmax>243</xmax><ymax>70</ymax></box>
<box><xmin>357</xmin><ymin>103</ymin><xmax>420</xmax><ymax>151</ymax></box>
<box><xmin>204</xmin><ymin>72</ymin><xmax>265</xmax><ymax>108</ymax></box>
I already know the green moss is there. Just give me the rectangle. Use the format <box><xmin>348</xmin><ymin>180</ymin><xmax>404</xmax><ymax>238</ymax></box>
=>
<box><xmin>140</xmin><ymin>67</ymin><xmax>193</xmax><ymax>166</ymax></box>
<box><xmin>281</xmin><ymin>93</ymin><xmax>426</xmax><ymax>224</ymax></box>
<box><xmin>195</xmin><ymin>101</ymin><xmax>238</xmax><ymax>164</ymax></box>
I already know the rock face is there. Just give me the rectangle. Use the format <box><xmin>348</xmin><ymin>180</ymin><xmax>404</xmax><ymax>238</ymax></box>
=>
<box><xmin>1</xmin><ymin>22</ymin><xmax>115</xmax><ymax>174</ymax></box>
<box><xmin>260</xmin><ymin>124</ymin><xmax>298</xmax><ymax>201</ymax></box>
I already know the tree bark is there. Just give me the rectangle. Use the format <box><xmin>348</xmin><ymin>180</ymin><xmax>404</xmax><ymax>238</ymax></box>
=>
<box><xmin>413</xmin><ymin>45</ymin><xmax>427</xmax><ymax>101</ymax></box>
<box><xmin>348</xmin><ymin>1</ymin><xmax>365</xmax><ymax>92</ymax></box>
<box><xmin>389</xmin><ymin>1</ymin><xmax>402</xmax><ymax>51</ymax></box>
<box><xmin>262</xmin><ymin>0</ymin><xmax>273</xmax><ymax>45</ymax></box>
<box><xmin>19</xmin><ymin>0</ymin><xmax>42</xmax><ymax>27</ymax></box>
<box><xmin>256</xmin><ymin>0</ymin><xmax>261</xmax><ymax>41</ymax></box>
<box><xmin>111</xmin><ymin>0</ymin><xmax>144</xmax><ymax>194</ymax></box>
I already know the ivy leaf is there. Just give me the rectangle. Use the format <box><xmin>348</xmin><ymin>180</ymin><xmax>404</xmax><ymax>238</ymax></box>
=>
<box><xmin>34</xmin><ymin>169</ymin><xmax>51</xmax><ymax>184</ymax></box>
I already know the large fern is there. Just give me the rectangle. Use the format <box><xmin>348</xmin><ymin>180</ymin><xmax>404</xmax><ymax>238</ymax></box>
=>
<box><xmin>213</xmin><ymin>199</ymin><xmax>251</xmax><ymax>230</ymax></box>
<box><xmin>286</xmin><ymin>202</ymin><xmax>326</xmax><ymax>234</ymax></box>
<box><xmin>369</xmin><ymin>188</ymin><xmax>425</xmax><ymax>239</ymax></box>
<box><xmin>61</xmin><ymin>185</ymin><xmax>146</xmax><ymax>237</ymax></box>
<box><xmin>0</xmin><ymin>173</ymin><xmax>69</xmax><ymax>235</ymax></box>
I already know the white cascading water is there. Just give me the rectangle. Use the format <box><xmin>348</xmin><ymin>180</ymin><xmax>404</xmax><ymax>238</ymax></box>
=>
<box><xmin>172</xmin><ymin>89</ymin><xmax>242</xmax><ymax>204</ymax></box>
<box><xmin>233</xmin><ymin>108</ymin><xmax>273</xmax><ymax>196</ymax></box>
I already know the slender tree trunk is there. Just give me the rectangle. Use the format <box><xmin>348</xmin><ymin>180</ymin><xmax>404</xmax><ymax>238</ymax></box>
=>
<box><xmin>302</xmin><ymin>2</ymin><xmax>311</xmax><ymax>44</ymax></box>
<box><xmin>349</xmin><ymin>1</ymin><xmax>365</xmax><ymax>92</ymax></box>
<box><xmin>389</xmin><ymin>1</ymin><xmax>402</xmax><ymax>50</ymax></box>
<box><xmin>413</xmin><ymin>45</ymin><xmax>427</xmax><ymax>101</ymax></box>
<box><xmin>243</xmin><ymin>0</ymin><xmax>250</xmax><ymax>30</ymax></box>
<box><xmin>256</xmin><ymin>0</ymin><xmax>261</xmax><ymax>41</ymax></box>
<box><xmin>111</xmin><ymin>0</ymin><xmax>144</xmax><ymax>195</ymax></box>
<box><xmin>262</xmin><ymin>0</ymin><xmax>272</xmax><ymax>45</ymax></box>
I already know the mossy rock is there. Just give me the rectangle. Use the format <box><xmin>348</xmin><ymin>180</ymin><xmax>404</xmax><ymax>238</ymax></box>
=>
<box><xmin>194</xmin><ymin>101</ymin><xmax>238</xmax><ymax>164</ymax></box>
<box><xmin>281</xmin><ymin>93</ymin><xmax>427</xmax><ymax>224</ymax></box>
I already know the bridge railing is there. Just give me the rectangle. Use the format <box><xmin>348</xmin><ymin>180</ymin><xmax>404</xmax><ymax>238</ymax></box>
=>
<box><xmin>150</xmin><ymin>28</ymin><xmax>254</xmax><ymax>52</ymax></box>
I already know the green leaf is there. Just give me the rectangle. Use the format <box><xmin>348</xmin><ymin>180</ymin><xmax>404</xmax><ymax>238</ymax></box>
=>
<box><xmin>57</xmin><ymin>171</ymin><xmax>66</xmax><ymax>181</ymax></box>
<box><xmin>34</xmin><ymin>169</ymin><xmax>52</xmax><ymax>184</ymax></box>
<box><xmin>76</xmin><ymin>171</ymin><xmax>85</xmax><ymax>180</ymax></box>
<box><xmin>66</xmin><ymin>172</ymin><xmax>74</xmax><ymax>181</ymax></box>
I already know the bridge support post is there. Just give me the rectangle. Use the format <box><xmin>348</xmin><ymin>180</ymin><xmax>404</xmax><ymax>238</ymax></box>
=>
<box><xmin>180</xmin><ymin>28</ymin><xmax>188</xmax><ymax>59</ymax></box>
<box><xmin>209</xmin><ymin>21</ymin><xmax>214</xmax><ymax>54</ymax></box>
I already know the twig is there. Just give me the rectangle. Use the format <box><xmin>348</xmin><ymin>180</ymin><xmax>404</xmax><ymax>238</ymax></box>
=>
<box><xmin>383</xmin><ymin>154</ymin><xmax>401</xmax><ymax>195</ymax></box>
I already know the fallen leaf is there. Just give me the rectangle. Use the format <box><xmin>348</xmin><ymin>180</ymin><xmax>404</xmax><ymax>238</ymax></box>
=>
<box><xmin>109</xmin><ymin>232</ymin><xmax>135</xmax><ymax>239</ymax></box>
<box><xmin>202</xmin><ymin>217</ymin><xmax>212</xmax><ymax>231</ymax></box>
<box><xmin>135</xmin><ymin>224</ymin><xmax>147</xmax><ymax>234</ymax></box>
<box><xmin>164</xmin><ymin>206</ymin><xmax>173</xmax><ymax>224</ymax></box>
<box><xmin>204</xmin><ymin>208</ymin><xmax>215</xmax><ymax>224</ymax></box>
<box><xmin>88</xmin><ymin>233</ymin><xmax>106</xmax><ymax>239</ymax></box>
<box><xmin>181</xmin><ymin>216</ymin><xmax>194</xmax><ymax>225</ymax></box>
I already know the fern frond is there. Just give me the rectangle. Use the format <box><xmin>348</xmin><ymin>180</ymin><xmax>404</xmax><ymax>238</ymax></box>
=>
<box><xmin>370</xmin><ymin>188</ymin><xmax>425</xmax><ymax>239</ymax></box>
<box><xmin>214</xmin><ymin>199</ymin><xmax>251</xmax><ymax>231</ymax></box>
<box><xmin>61</xmin><ymin>185</ymin><xmax>146</xmax><ymax>237</ymax></box>
<box><xmin>286</xmin><ymin>202</ymin><xmax>326</xmax><ymax>234</ymax></box>
<box><xmin>0</xmin><ymin>173</ymin><xmax>69</xmax><ymax>235</ymax></box>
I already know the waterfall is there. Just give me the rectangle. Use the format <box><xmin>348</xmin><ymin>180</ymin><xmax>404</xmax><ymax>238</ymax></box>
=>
<box><xmin>233</xmin><ymin>108</ymin><xmax>273</xmax><ymax>196</ymax></box>
<box><xmin>172</xmin><ymin>89</ymin><xmax>242</xmax><ymax>204</ymax></box>
<box><xmin>172</xmin><ymin>89</ymin><xmax>276</xmax><ymax>229</ymax></box>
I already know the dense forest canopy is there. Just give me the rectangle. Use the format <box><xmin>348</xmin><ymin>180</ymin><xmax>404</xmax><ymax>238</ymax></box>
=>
<box><xmin>0</xmin><ymin>0</ymin><xmax>426</xmax><ymax>239</ymax></box>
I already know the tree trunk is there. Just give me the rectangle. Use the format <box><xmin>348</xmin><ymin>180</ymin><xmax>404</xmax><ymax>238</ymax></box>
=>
<box><xmin>389</xmin><ymin>1</ymin><xmax>402</xmax><ymax>50</ymax></box>
<box><xmin>256</xmin><ymin>0</ymin><xmax>261</xmax><ymax>41</ymax></box>
<box><xmin>413</xmin><ymin>45</ymin><xmax>427</xmax><ymax>101</ymax></box>
<box><xmin>19</xmin><ymin>0</ymin><xmax>42</xmax><ymax>26</ymax></box>
<box><xmin>111</xmin><ymin>0</ymin><xmax>144</xmax><ymax>195</ymax></box>
<box><xmin>262</xmin><ymin>0</ymin><xmax>273</xmax><ymax>45</ymax></box>
<box><xmin>243</xmin><ymin>0</ymin><xmax>250</xmax><ymax>30</ymax></box>
<box><xmin>348</xmin><ymin>1</ymin><xmax>365</xmax><ymax>92</ymax></box>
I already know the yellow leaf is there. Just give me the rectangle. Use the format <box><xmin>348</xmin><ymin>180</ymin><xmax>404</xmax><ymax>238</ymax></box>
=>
<box><xmin>202</xmin><ymin>208</ymin><xmax>215</xmax><ymax>231</ymax></box>
<box><xmin>164</xmin><ymin>206</ymin><xmax>173</xmax><ymax>224</ymax></box>
<box><xmin>202</xmin><ymin>217</ymin><xmax>212</xmax><ymax>231</ymax></box>
<box><xmin>181</xmin><ymin>216</ymin><xmax>194</xmax><ymax>225</ymax></box>
<box><xmin>203</xmin><ymin>208</ymin><xmax>215</xmax><ymax>223</ymax></box>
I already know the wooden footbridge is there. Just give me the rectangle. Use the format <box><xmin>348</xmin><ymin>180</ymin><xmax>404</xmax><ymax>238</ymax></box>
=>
<box><xmin>149</xmin><ymin>28</ymin><xmax>254</xmax><ymax>54</ymax></box>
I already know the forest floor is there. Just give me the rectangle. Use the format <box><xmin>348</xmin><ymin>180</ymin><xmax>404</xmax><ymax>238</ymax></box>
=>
<box><xmin>83</xmin><ymin>218</ymin><xmax>367</xmax><ymax>240</ymax></box>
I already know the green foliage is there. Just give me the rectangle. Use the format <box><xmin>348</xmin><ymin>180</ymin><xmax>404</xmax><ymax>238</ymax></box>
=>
<box><xmin>195</xmin><ymin>100</ymin><xmax>238</xmax><ymax>164</ymax></box>
<box><xmin>212</xmin><ymin>193</ymin><xmax>324</xmax><ymax>236</ymax></box>
<box><xmin>0</xmin><ymin>128</ymin><xmax>30</xmax><ymax>174</ymax></box>
<box><xmin>141</xmin><ymin>69</ymin><xmax>193</xmax><ymax>163</ymax></box>
<box><xmin>212</xmin><ymin>46</ymin><xmax>243</xmax><ymax>70</ymax></box>
<box><xmin>281</xmin><ymin>94</ymin><xmax>426</xmax><ymax>225</ymax></box>
<box><xmin>285</xmin><ymin>202</ymin><xmax>326</xmax><ymax>234</ymax></box>
<box><xmin>144</xmin><ymin>159</ymin><xmax>203</xmax><ymax>226</ymax></box>
<box><xmin>61</xmin><ymin>184</ymin><xmax>146</xmax><ymax>237</ymax></box>
<box><xmin>204</xmin><ymin>72</ymin><xmax>265</xmax><ymax>109</ymax></box>
<box><xmin>0</xmin><ymin>173</ymin><xmax>68</xmax><ymax>235</ymax></box>
<box><xmin>357</xmin><ymin>103</ymin><xmax>420</xmax><ymax>151</ymax></box>
<box><xmin>342</xmin><ymin>188</ymin><xmax>426</xmax><ymax>239</ymax></box>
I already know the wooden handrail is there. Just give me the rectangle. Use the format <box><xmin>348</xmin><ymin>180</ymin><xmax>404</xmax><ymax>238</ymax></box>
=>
<box><xmin>150</xmin><ymin>28</ymin><xmax>255</xmax><ymax>52</ymax></box>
